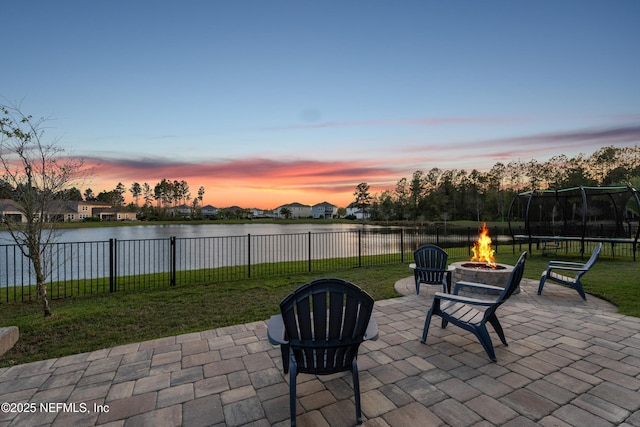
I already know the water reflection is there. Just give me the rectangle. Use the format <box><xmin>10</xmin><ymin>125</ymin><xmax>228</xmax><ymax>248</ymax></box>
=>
<box><xmin>0</xmin><ymin>222</ymin><xmax>382</xmax><ymax>243</ymax></box>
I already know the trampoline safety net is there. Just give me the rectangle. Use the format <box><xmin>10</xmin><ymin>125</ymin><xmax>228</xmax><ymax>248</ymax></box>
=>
<box><xmin>508</xmin><ymin>186</ymin><xmax>640</xmax><ymax>240</ymax></box>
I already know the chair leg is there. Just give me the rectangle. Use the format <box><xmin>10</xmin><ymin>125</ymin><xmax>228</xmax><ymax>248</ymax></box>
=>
<box><xmin>352</xmin><ymin>360</ymin><xmax>362</xmax><ymax>424</ymax></box>
<box><xmin>487</xmin><ymin>315</ymin><xmax>507</xmax><ymax>346</ymax></box>
<box><xmin>281</xmin><ymin>345</ymin><xmax>290</xmax><ymax>374</ymax></box>
<box><xmin>421</xmin><ymin>309</ymin><xmax>434</xmax><ymax>343</ymax></box>
<box><xmin>574</xmin><ymin>281</ymin><xmax>587</xmax><ymax>300</ymax></box>
<box><xmin>538</xmin><ymin>272</ymin><xmax>548</xmax><ymax>295</ymax></box>
<box><xmin>475</xmin><ymin>326</ymin><xmax>497</xmax><ymax>362</ymax></box>
<box><xmin>289</xmin><ymin>360</ymin><xmax>297</xmax><ymax>427</ymax></box>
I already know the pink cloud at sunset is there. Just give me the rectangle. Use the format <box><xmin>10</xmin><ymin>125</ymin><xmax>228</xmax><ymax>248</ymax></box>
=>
<box><xmin>401</xmin><ymin>124</ymin><xmax>640</xmax><ymax>169</ymax></box>
<box><xmin>81</xmin><ymin>157</ymin><xmax>409</xmax><ymax>209</ymax></box>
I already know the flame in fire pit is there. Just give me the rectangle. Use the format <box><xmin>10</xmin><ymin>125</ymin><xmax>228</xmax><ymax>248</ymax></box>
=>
<box><xmin>471</xmin><ymin>222</ymin><xmax>496</xmax><ymax>267</ymax></box>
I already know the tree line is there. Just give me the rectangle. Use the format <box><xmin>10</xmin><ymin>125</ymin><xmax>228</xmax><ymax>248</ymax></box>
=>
<box><xmin>35</xmin><ymin>179</ymin><xmax>206</xmax><ymax>220</ymax></box>
<box><xmin>83</xmin><ymin>179</ymin><xmax>205</xmax><ymax>208</ymax></box>
<box><xmin>355</xmin><ymin>145</ymin><xmax>640</xmax><ymax>222</ymax></box>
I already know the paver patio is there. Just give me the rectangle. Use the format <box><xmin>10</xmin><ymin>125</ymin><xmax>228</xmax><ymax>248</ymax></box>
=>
<box><xmin>1</xmin><ymin>277</ymin><xmax>639</xmax><ymax>426</ymax></box>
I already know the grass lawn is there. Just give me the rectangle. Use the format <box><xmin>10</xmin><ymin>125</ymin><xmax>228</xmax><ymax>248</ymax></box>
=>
<box><xmin>1</xmin><ymin>252</ymin><xmax>637</xmax><ymax>368</ymax></box>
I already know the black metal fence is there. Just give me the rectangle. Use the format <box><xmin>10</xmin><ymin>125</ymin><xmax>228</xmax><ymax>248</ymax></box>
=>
<box><xmin>1</xmin><ymin>226</ymin><xmax>634</xmax><ymax>303</ymax></box>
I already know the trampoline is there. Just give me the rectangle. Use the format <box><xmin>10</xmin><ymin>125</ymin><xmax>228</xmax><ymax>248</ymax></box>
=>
<box><xmin>508</xmin><ymin>186</ymin><xmax>640</xmax><ymax>260</ymax></box>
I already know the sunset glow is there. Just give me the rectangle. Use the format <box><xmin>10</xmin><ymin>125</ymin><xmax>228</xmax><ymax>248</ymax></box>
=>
<box><xmin>83</xmin><ymin>156</ymin><xmax>404</xmax><ymax>208</ymax></box>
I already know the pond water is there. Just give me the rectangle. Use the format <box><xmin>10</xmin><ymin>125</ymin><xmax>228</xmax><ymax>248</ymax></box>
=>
<box><xmin>0</xmin><ymin>222</ymin><xmax>383</xmax><ymax>244</ymax></box>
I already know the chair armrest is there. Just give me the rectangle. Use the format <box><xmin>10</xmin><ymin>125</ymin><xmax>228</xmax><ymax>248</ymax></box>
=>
<box><xmin>434</xmin><ymin>292</ymin><xmax>496</xmax><ymax>307</ymax></box>
<box><xmin>548</xmin><ymin>261</ymin><xmax>585</xmax><ymax>268</ymax></box>
<box><xmin>364</xmin><ymin>318</ymin><xmax>379</xmax><ymax>341</ymax></box>
<box><xmin>453</xmin><ymin>280</ymin><xmax>504</xmax><ymax>295</ymax></box>
<box><xmin>267</xmin><ymin>314</ymin><xmax>288</xmax><ymax>346</ymax></box>
<box><xmin>547</xmin><ymin>265</ymin><xmax>588</xmax><ymax>273</ymax></box>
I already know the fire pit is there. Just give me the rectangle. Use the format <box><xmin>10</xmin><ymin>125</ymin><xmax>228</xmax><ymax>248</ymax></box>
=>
<box><xmin>451</xmin><ymin>223</ymin><xmax>519</xmax><ymax>294</ymax></box>
<box><xmin>450</xmin><ymin>261</ymin><xmax>518</xmax><ymax>294</ymax></box>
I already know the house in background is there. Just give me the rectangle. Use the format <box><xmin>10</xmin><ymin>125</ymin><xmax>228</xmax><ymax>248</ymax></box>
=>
<box><xmin>275</xmin><ymin>202</ymin><xmax>312</xmax><ymax>219</ymax></box>
<box><xmin>93</xmin><ymin>207</ymin><xmax>137</xmax><ymax>221</ymax></box>
<box><xmin>346</xmin><ymin>203</ymin><xmax>370</xmax><ymax>220</ymax></box>
<box><xmin>58</xmin><ymin>201</ymin><xmax>132</xmax><ymax>222</ymax></box>
<box><xmin>261</xmin><ymin>209</ymin><xmax>276</xmax><ymax>219</ymax></box>
<box><xmin>0</xmin><ymin>199</ymin><xmax>135</xmax><ymax>222</ymax></box>
<box><xmin>48</xmin><ymin>200</ymin><xmax>116</xmax><ymax>222</ymax></box>
<box><xmin>45</xmin><ymin>200</ymin><xmax>79</xmax><ymax>222</ymax></box>
<box><xmin>168</xmin><ymin>204</ymin><xmax>220</xmax><ymax>219</ymax></box>
<box><xmin>0</xmin><ymin>199</ymin><xmax>25</xmax><ymax>222</ymax></box>
<box><xmin>249</xmin><ymin>208</ymin><xmax>264</xmax><ymax>218</ymax></box>
<box><xmin>74</xmin><ymin>201</ymin><xmax>113</xmax><ymax>220</ymax></box>
<box><xmin>201</xmin><ymin>205</ymin><xmax>218</xmax><ymax>219</ymax></box>
<box><xmin>167</xmin><ymin>204</ymin><xmax>192</xmax><ymax>218</ymax></box>
<box><xmin>312</xmin><ymin>202</ymin><xmax>336</xmax><ymax>219</ymax></box>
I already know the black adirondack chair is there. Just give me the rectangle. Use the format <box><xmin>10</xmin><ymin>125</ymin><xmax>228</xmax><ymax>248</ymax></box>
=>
<box><xmin>412</xmin><ymin>244</ymin><xmax>450</xmax><ymax>294</ymax></box>
<box><xmin>421</xmin><ymin>252</ymin><xmax>527</xmax><ymax>362</ymax></box>
<box><xmin>538</xmin><ymin>242</ymin><xmax>602</xmax><ymax>300</ymax></box>
<box><xmin>267</xmin><ymin>278</ymin><xmax>378</xmax><ymax>426</ymax></box>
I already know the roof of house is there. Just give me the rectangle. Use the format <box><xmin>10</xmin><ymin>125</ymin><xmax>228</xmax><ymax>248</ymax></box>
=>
<box><xmin>168</xmin><ymin>204</ymin><xmax>191</xmax><ymax>210</ymax></box>
<box><xmin>46</xmin><ymin>200</ymin><xmax>78</xmax><ymax>214</ymax></box>
<box><xmin>0</xmin><ymin>199</ymin><xmax>22</xmax><ymax>211</ymax></box>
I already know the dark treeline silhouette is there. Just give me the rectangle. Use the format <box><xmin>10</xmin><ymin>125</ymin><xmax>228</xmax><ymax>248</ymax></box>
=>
<box><xmin>365</xmin><ymin>145</ymin><xmax>640</xmax><ymax>222</ymax></box>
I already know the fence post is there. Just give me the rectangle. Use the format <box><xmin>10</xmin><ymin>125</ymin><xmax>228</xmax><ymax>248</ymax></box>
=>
<box><xmin>400</xmin><ymin>228</ymin><xmax>404</xmax><ymax>263</ymax></box>
<box><xmin>308</xmin><ymin>232</ymin><xmax>312</xmax><ymax>272</ymax></box>
<box><xmin>247</xmin><ymin>234</ymin><xmax>251</xmax><ymax>278</ymax></box>
<box><xmin>358</xmin><ymin>229</ymin><xmax>362</xmax><ymax>267</ymax></box>
<box><xmin>170</xmin><ymin>237</ymin><xmax>176</xmax><ymax>286</ymax></box>
<box><xmin>467</xmin><ymin>227</ymin><xmax>472</xmax><ymax>257</ymax></box>
<box><xmin>109</xmin><ymin>238</ymin><xmax>116</xmax><ymax>293</ymax></box>
<box><xmin>436</xmin><ymin>226</ymin><xmax>440</xmax><ymax>247</ymax></box>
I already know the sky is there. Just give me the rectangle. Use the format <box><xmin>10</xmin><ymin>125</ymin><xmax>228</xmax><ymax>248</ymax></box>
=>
<box><xmin>3</xmin><ymin>1</ymin><xmax>640</xmax><ymax>209</ymax></box>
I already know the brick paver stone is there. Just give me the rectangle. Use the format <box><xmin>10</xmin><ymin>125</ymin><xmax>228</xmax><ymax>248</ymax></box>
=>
<box><xmin>551</xmin><ymin>404</ymin><xmax>615</xmax><ymax>427</ymax></box>
<box><xmin>383</xmin><ymin>402</ymin><xmax>443</xmax><ymax>427</ymax></box>
<box><xmin>465</xmin><ymin>394</ymin><xmax>519</xmax><ymax>425</ymax></box>
<box><xmin>124</xmin><ymin>404</ymin><xmax>182</xmax><ymax>427</ymax></box>
<box><xmin>182</xmin><ymin>394</ymin><xmax>225</xmax><ymax>427</ymax></box>
<box><xmin>97</xmin><ymin>391</ymin><xmax>157</xmax><ymax>424</ymax></box>
<box><xmin>222</xmin><ymin>396</ymin><xmax>265</xmax><ymax>427</ymax></box>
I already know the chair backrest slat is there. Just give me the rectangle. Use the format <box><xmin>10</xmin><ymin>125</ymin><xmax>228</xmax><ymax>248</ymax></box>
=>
<box><xmin>329</xmin><ymin>290</ymin><xmax>344</xmax><ymax>338</ymax></box>
<box><xmin>312</xmin><ymin>291</ymin><xmax>328</xmax><ymax>341</ymax></box>
<box><xmin>296</xmin><ymin>298</ymin><xmax>312</xmax><ymax>340</ymax></box>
